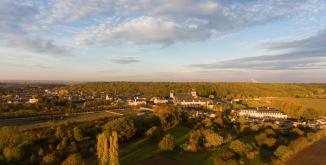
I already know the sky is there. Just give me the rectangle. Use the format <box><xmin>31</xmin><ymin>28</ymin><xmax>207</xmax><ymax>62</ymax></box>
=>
<box><xmin>1</xmin><ymin>0</ymin><xmax>326</xmax><ymax>82</ymax></box>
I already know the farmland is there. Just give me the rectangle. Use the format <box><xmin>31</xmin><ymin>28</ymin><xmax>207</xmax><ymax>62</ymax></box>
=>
<box><xmin>247</xmin><ymin>97</ymin><xmax>326</xmax><ymax>119</ymax></box>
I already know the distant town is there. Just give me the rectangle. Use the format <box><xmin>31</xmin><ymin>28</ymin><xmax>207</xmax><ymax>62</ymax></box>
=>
<box><xmin>1</xmin><ymin>82</ymin><xmax>326</xmax><ymax>165</ymax></box>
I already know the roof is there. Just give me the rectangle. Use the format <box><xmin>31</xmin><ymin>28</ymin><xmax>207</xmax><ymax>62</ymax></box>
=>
<box><xmin>174</xmin><ymin>93</ymin><xmax>211</xmax><ymax>102</ymax></box>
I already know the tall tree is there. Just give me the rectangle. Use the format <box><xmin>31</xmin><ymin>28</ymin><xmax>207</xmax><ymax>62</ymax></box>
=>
<box><xmin>109</xmin><ymin>131</ymin><xmax>120</xmax><ymax>165</ymax></box>
<box><xmin>97</xmin><ymin>133</ymin><xmax>109</xmax><ymax>165</ymax></box>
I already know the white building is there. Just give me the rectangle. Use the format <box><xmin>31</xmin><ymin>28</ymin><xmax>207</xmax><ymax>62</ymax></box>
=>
<box><xmin>234</xmin><ymin>108</ymin><xmax>287</xmax><ymax>119</ymax></box>
<box><xmin>151</xmin><ymin>97</ymin><xmax>168</xmax><ymax>104</ymax></box>
<box><xmin>127</xmin><ymin>97</ymin><xmax>146</xmax><ymax>106</ymax></box>
<box><xmin>28</xmin><ymin>98</ymin><xmax>39</xmax><ymax>104</ymax></box>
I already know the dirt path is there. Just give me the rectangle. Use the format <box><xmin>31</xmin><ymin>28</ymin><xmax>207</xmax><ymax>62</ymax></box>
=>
<box><xmin>287</xmin><ymin>138</ymin><xmax>326</xmax><ymax>165</ymax></box>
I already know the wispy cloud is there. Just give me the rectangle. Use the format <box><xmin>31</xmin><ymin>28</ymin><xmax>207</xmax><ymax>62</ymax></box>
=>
<box><xmin>189</xmin><ymin>28</ymin><xmax>326</xmax><ymax>70</ymax></box>
<box><xmin>0</xmin><ymin>0</ymin><xmax>72</xmax><ymax>57</ymax></box>
<box><xmin>109</xmin><ymin>56</ymin><xmax>140</xmax><ymax>64</ymax></box>
<box><xmin>73</xmin><ymin>0</ymin><xmax>326</xmax><ymax>46</ymax></box>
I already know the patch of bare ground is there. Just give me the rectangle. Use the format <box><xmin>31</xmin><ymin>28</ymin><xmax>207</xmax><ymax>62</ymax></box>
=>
<box><xmin>140</xmin><ymin>157</ymin><xmax>188</xmax><ymax>165</ymax></box>
<box><xmin>287</xmin><ymin>138</ymin><xmax>326</xmax><ymax>165</ymax></box>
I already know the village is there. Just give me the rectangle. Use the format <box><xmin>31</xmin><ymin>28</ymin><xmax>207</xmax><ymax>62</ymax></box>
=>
<box><xmin>1</xmin><ymin>86</ymin><xmax>326</xmax><ymax>131</ymax></box>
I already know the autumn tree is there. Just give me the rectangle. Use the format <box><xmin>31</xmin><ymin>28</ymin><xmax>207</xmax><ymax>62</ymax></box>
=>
<box><xmin>109</xmin><ymin>131</ymin><xmax>119</xmax><ymax>165</ymax></box>
<box><xmin>103</xmin><ymin>117</ymin><xmax>136</xmax><ymax>142</ymax></box>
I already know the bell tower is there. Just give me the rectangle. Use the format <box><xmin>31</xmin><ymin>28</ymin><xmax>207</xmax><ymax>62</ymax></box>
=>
<box><xmin>170</xmin><ymin>90</ymin><xmax>174</xmax><ymax>98</ymax></box>
<box><xmin>191</xmin><ymin>89</ymin><xmax>197</xmax><ymax>97</ymax></box>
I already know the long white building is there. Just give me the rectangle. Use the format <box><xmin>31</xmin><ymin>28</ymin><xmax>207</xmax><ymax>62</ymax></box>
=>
<box><xmin>234</xmin><ymin>108</ymin><xmax>287</xmax><ymax>119</ymax></box>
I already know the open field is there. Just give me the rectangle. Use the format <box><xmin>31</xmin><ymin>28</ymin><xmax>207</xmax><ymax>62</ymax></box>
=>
<box><xmin>0</xmin><ymin>111</ymin><xmax>121</xmax><ymax>131</ymax></box>
<box><xmin>119</xmin><ymin>126</ymin><xmax>192</xmax><ymax>165</ymax></box>
<box><xmin>247</xmin><ymin>97</ymin><xmax>326</xmax><ymax>118</ymax></box>
<box><xmin>287</xmin><ymin>138</ymin><xmax>326</xmax><ymax>165</ymax></box>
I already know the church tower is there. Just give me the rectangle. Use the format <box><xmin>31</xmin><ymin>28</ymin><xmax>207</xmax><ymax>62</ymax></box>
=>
<box><xmin>191</xmin><ymin>89</ymin><xmax>197</xmax><ymax>97</ymax></box>
<box><xmin>170</xmin><ymin>90</ymin><xmax>174</xmax><ymax>98</ymax></box>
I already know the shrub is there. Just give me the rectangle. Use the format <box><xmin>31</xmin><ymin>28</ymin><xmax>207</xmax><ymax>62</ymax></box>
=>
<box><xmin>73</xmin><ymin>127</ymin><xmax>83</xmax><ymax>142</ymax></box>
<box><xmin>202</xmin><ymin>129</ymin><xmax>223</xmax><ymax>148</ymax></box>
<box><xmin>3</xmin><ymin>146</ymin><xmax>22</xmax><ymax>161</ymax></box>
<box><xmin>145</xmin><ymin>126</ymin><xmax>164</xmax><ymax>142</ymax></box>
<box><xmin>291</xmin><ymin>128</ymin><xmax>304</xmax><ymax>136</ymax></box>
<box><xmin>188</xmin><ymin>129</ymin><xmax>203</xmax><ymax>152</ymax></box>
<box><xmin>158</xmin><ymin>134</ymin><xmax>175</xmax><ymax>151</ymax></box>
<box><xmin>61</xmin><ymin>153</ymin><xmax>85</xmax><ymax>165</ymax></box>
<box><xmin>274</xmin><ymin>145</ymin><xmax>291</xmax><ymax>161</ymax></box>
<box><xmin>255</xmin><ymin>132</ymin><xmax>276</xmax><ymax>147</ymax></box>
<box><xmin>229</xmin><ymin>140</ymin><xmax>247</xmax><ymax>156</ymax></box>
<box><xmin>42</xmin><ymin>153</ymin><xmax>58</xmax><ymax>165</ymax></box>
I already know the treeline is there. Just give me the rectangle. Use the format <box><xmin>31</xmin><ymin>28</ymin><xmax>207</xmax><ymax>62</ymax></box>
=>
<box><xmin>64</xmin><ymin>82</ymin><xmax>326</xmax><ymax>98</ymax></box>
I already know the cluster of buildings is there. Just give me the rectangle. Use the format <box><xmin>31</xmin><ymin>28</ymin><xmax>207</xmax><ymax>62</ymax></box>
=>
<box><xmin>123</xmin><ymin>89</ymin><xmax>214</xmax><ymax>108</ymax></box>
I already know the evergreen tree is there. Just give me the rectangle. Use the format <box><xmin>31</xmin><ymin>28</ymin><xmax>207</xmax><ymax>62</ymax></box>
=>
<box><xmin>97</xmin><ymin>133</ymin><xmax>109</xmax><ymax>165</ymax></box>
<box><xmin>109</xmin><ymin>131</ymin><xmax>120</xmax><ymax>165</ymax></box>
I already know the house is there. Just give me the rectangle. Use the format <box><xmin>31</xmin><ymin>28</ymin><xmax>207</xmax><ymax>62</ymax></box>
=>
<box><xmin>127</xmin><ymin>96</ymin><xmax>147</xmax><ymax>106</ymax></box>
<box><xmin>151</xmin><ymin>97</ymin><xmax>169</xmax><ymax>104</ymax></box>
<box><xmin>233</xmin><ymin>107</ymin><xmax>287</xmax><ymax>119</ymax></box>
<box><xmin>170</xmin><ymin>89</ymin><xmax>212</xmax><ymax>107</ymax></box>
<box><xmin>28</xmin><ymin>98</ymin><xmax>39</xmax><ymax>103</ymax></box>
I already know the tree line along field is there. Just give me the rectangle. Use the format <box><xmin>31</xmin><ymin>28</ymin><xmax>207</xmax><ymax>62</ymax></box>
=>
<box><xmin>247</xmin><ymin>97</ymin><xmax>326</xmax><ymax>119</ymax></box>
<box><xmin>64</xmin><ymin>82</ymin><xmax>326</xmax><ymax>98</ymax></box>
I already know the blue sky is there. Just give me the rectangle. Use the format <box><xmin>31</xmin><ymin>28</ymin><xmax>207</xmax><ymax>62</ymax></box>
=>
<box><xmin>1</xmin><ymin>0</ymin><xmax>326</xmax><ymax>82</ymax></box>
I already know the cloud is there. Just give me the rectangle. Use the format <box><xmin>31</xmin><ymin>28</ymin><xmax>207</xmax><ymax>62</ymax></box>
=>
<box><xmin>0</xmin><ymin>0</ymin><xmax>37</xmax><ymax>34</ymax></box>
<box><xmin>262</xmin><ymin>29</ymin><xmax>326</xmax><ymax>57</ymax></box>
<box><xmin>0</xmin><ymin>35</ymin><xmax>72</xmax><ymax>57</ymax></box>
<box><xmin>0</xmin><ymin>0</ymin><xmax>72</xmax><ymax>57</ymax></box>
<box><xmin>189</xmin><ymin>28</ymin><xmax>326</xmax><ymax>70</ymax></box>
<box><xmin>73</xmin><ymin>0</ymin><xmax>326</xmax><ymax>46</ymax></box>
<box><xmin>76</xmin><ymin>16</ymin><xmax>210</xmax><ymax>46</ymax></box>
<box><xmin>109</xmin><ymin>56</ymin><xmax>140</xmax><ymax>64</ymax></box>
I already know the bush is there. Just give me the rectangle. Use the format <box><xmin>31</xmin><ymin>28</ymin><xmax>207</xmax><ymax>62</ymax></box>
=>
<box><xmin>188</xmin><ymin>129</ymin><xmax>203</xmax><ymax>152</ymax></box>
<box><xmin>158</xmin><ymin>134</ymin><xmax>175</xmax><ymax>151</ymax></box>
<box><xmin>145</xmin><ymin>126</ymin><xmax>163</xmax><ymax>142</ymax></box>
<box><xmin>202</xmin><ymin>129</ymin><xmax>223</xmax><ymax>148</ymax></box>
<box><xmin>0</xmin><ymin>127</ymin><xmax>24</xmax><ymax>150</ymax></box>
<box><xmin>274</xmin><ymin>145</ymin><xmax>291</xmax><ymax>161</ymax></box>
<box><xmin>103</xmin><ymin>117</ymin><xmax>136</xmax><ymax>142</ymax></box>
<box><xmin>42</xmin><ymin>153</ymin><xmax>58</xmax><ymax>165</ymax></box>
<box><xmin>229</xmin><ymin>140</ymin><xmax>247</xmax><ymax>156</ymax></box>
<box><xmin>291</xmin><ymin>128</ymin><xmax>304</xmax><ymax>136</ymax></box>
<box><xmin>73</xmin><ymin>127</ymin><xmax>83</xmax><ymax>142</ymax></box>
<box><xmin>3</xmin><ymin>146</ymin><xmax>23</xmax><ymax>161</ymax></box>
<box><xmin>61</xmin><ymin>153</ymin><xmax>85</xmax><ymax>165</ymax></box>
<box><xmin>255</xmin><ymin>132</ymin><xmax>276</xmax><ymax>147</ymax></box>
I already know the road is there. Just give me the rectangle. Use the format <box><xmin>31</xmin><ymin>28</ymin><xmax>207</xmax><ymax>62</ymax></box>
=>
<box><xmin>287</xmin><ymin>138</ymin><xmax>326</xmax><ymax>165</ymax></box>
<box><xmin>0</xmin><ymin>110</ymin><xmax>125</xmax><ymax>130</ymax></box>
